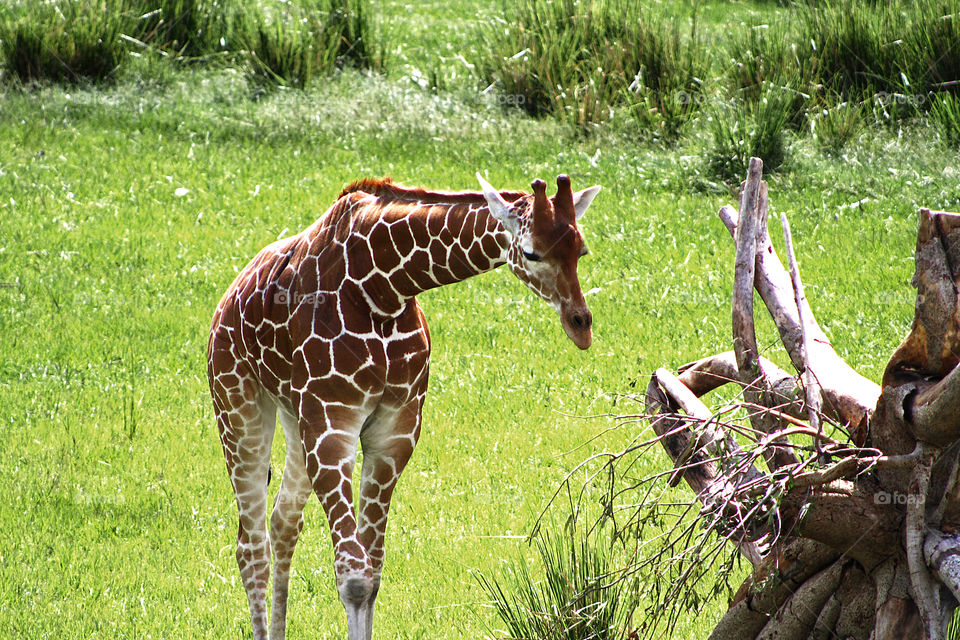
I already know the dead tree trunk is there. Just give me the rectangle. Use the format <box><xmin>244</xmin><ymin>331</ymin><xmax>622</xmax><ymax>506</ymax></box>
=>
<box><xmin>644</xmin><ymin>158</ymin><xmax>960</xmax><ymax>640</ymax></box>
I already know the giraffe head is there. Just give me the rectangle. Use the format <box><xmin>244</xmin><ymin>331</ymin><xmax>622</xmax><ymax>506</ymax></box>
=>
<box><xmin>476</xmin><ymin>172</ymin><xmax>600</xmax><ymax>350</ymax></box>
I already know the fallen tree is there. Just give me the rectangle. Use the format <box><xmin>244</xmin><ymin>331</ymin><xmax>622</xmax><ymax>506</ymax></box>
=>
<box><xmin>612</xmin><ymin>158</ymin><xmax>959</xmax><ymax>639</ymax></box>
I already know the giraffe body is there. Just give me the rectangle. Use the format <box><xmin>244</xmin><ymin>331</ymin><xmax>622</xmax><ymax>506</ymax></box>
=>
<box><xmin>208</xmin><ymin>174</ymin><xmax>599</xmax><ymax>639</ymax></box>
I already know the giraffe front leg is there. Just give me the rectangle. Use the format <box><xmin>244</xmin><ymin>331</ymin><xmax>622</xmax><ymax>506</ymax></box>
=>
<box><xmin>302</xmin><ymin>416</ymin><xmax>375</xmax><ymax>640</ymax></box>
<box><xmin>356</xmin><ymin>403</ymin><xmax>421</xmax><ymax>639</ymax></box>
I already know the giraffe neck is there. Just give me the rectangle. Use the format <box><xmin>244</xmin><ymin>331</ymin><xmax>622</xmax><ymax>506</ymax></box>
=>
<box><xmin>345</xmin><ymin>197</ymin><xmax>513</xmax><ymax>317</ymax></box>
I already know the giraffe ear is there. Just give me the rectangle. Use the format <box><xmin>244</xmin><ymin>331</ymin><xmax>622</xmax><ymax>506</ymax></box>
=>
<box><xmin>571</xmin><ymin>185</ymin><xmax>601</xmax><ymax>221</ymax></box>
<box><xmin>476</xmin><ymin>172</ymin><xmax>521</xmax><ymax>236</ymax></box>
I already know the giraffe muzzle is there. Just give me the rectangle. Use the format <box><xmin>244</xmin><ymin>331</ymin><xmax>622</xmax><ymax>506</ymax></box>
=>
<box><xmin>561</xmin><ymin>306</ymin><xmax>593</xmax><ymax>350</ymax></box>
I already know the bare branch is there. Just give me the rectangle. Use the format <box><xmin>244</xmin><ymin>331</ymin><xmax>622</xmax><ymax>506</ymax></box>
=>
<box><xmin>719</xmin><ymin>205</ymin><xmax>880</xmax><ymax>438</ymax></box>
<box><xmin>788</xmin><ymin>457</ymin><xmax>865</xmax><ymax>489</ymax></box>
<box><xmin>875</xmin><ymin>596</ymin><xmax>926</xmax><ymax>640</ymax></box>
<box><xmin>930</xmin><ymin>443</ymin><xmax>960</xmax><ymax>528</ymax></box>
<box><xmin>754</xmin><ymin>558</ymin><xmax>845</xmax><ymax>640</ymax></box>
<box><xmin>832</xmin><ymin>566</ymin><xmax>877</xmax><ymax>638</ymax></box>
<box><xmin>780</xmin><ymin>212</ymin><xmax>827</xmax><ymax>462</ymax></box>
<box><xmin>777</xmin><ymin>480</ymin><xmax>903</xmax><ymax>571</ymax></box>
<box><xmin>808</xmin><ymin>593</ymin><xmax>842</xmax><ymax>640</ymax></box>
<box><xmin>877</xmin><ymin>209</ymin><xmax>960</xmax><ymax>454</ymax></box>
<box><xmin>732</xmin><ymin>158</ymin><xmax>764</xmax><ymax>381</ymax></box>
<box><xmin>677</xmin><ymin>352</ymin><xmax>803</xmax><ymax>417</ymax></box>
<box><xmin>709</xmin><ymin>539</ymin><xmax>841</xmax><ymax>640</ymax></box>
<box><xmin>737</xmin><ymin>404</ymin><xmax>841</xmax><ymax>443</ymax></box>
<box><xmin>731</xmin><ymin>161</ymin><xmax>798</xmax><ymax>471</ymax></box>
<box><xmin>654</xmin><ymin>367</ymin><xmax>717</xmax><ymax>421</ymax></box>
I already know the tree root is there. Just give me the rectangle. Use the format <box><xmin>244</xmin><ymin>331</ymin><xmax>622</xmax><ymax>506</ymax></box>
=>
<box><xmin>624</xmin><ymin>159</ymin><xmax>960</xmax><ymax>640</ymax></box>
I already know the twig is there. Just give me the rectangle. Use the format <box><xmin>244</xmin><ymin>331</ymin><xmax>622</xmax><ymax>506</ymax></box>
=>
<box><xmin>738</xmin><ymin>403</ymin><xmax>844</xmax><ymax>446</ymax></box>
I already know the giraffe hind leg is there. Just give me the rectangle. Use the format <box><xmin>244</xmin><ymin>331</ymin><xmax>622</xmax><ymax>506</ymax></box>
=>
<box><xmin>268</xmin><ymin>409</ymin><xmax>312</xmax><ymax>640</ymax></box>
<box><xmin>214</xmin><ymin>376</ymin><xmax>277</xmax><ymax>640</ymax></box>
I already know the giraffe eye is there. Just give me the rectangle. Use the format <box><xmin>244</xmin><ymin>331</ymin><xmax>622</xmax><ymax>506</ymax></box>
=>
<box><xmin>522</xmin><ymin>249</ymin><xmax>541</xmax><ymax>262</ymax></box>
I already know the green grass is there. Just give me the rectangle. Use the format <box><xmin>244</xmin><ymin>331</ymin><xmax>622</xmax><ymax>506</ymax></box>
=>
<box><xmin>2</xmin><ymin>2</ymin><xmax>960</xmax><ymax>639</ymax></box>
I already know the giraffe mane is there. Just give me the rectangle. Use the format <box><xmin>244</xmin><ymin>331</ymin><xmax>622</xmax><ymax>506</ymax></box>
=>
<box><xmin>338</xmin><ymin>177</ymin><xmax>527</xmax><ymax>205</ymax></box>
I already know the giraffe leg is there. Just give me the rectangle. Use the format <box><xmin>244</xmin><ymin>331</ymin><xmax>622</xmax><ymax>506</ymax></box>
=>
<box><xmin>356</xmin><ymin>404</ymin><xmax>421</xmax><ymax>639</ymax></box>
<box><xmin>214</xmin><ymin>382</ymin><xmax>277</xmax><ymax>640</ymax></box>
<box><xmin>268</xmin><ymin>410</ymin><xmax>312</xmax><ymax>640</ymax></box>
<box><xmin>301</xmin><ymin>409</ymin><xmax>374</xmax><ymax>640</ymax></box>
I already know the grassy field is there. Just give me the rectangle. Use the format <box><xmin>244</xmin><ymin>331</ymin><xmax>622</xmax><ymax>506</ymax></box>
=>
<box><xmin>2</xmin><ymin>1</ymin><xmax>960</xmax><ymax>639</ymax></box>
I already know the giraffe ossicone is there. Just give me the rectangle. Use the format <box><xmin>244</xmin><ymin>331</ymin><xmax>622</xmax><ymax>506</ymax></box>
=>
<box><xmin>207</xmin><ymin>171</ymin><xmax>600</xmax><ymax>640</ymax></box>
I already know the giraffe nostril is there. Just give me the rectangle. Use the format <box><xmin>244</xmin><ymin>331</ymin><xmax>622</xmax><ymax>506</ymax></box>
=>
<box><xmin>571</xmin><ymin>312</ymin><xmax>592</xmax><ymax>330</ymax></box>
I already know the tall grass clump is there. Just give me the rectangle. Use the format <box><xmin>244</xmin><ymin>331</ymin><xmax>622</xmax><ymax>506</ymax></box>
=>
<box><xmin>0</xmin><ymin>0</ymin><xmax>382</xmax><ymax>87</ymax></box>
<box><xmin>811</xmin><ymin>99</ymin><xmax>865</xmax><ymax>155</ymax></box>
<box><xmin>323</xmin><ymin>0</ymin><xmax>379</xmax><ymax>68</ymax></box>
<box><xmin>931</xmin><ymin>93</ymin><xmax>960</xmax><ymax>146</ymax></box>
<box><xmin>726</xmin><ymin>20</ymin><xmax>814</xmax><ymax>130</ymax></box>
<box><xmin>0</xmin><ymin>0</ymin><xmax>125</xmax><ymax>83</ymax></box>
<box><xmin>906</xmin><ymin>0</ymin><xmax>960</xmax><ymax>97</ymax></box>
<box><xmin>725</xmin><ymin>0</ymin><xmax>960</xmax><ymax>132</ymax></box>
<box><xmin>800</xmin><ymin>0</ymin><xmax>960</xmax><ymax>106</ymax></box>
<box><xmin>477</xmin><ymin>525</ymin><xmax>638</xmax><ymax>640</ymax></box>
<box><xmin>478</xmin><ymin>0</ymin><xmax>705</xmax><ymax>136</ymax></box>
<box><xmin>797</xmin><ymin>0</ymin><xmax>911</xmax><ymax>100</ymax></box>
<box><xmin>243</xmin><ymin>0</ymin><xmax>382</xmax><ymax>89</ymax></box>
<box><xmin>708</xmin><ymin>83</ymin><xmax>794</xmax><ymax>183</ymax></box>
<box><xmin>130</xmin><ymin>0</ymin><xmax>238</xmax><ymax>58</ymax></box>
<box><xmin>733</xmin><ymin>0</ymin><xmax>960</xmax><ymax>120</ymax></box>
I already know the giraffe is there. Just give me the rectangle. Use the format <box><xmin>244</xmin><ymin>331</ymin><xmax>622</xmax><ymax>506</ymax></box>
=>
<box><xmin>207</xmin><ymin>172</ymin><xmax>600</xmax><ymax>640</ymax></box>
